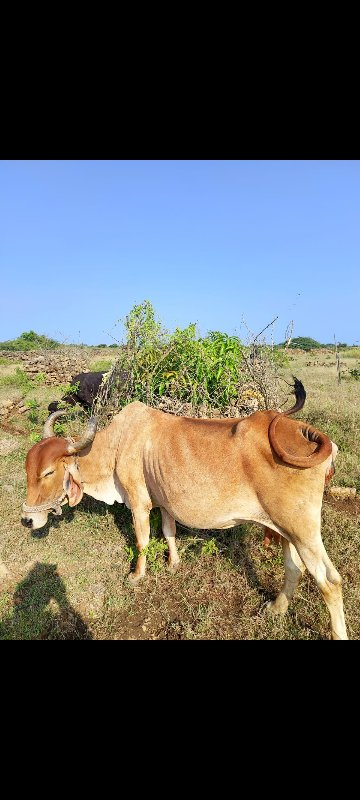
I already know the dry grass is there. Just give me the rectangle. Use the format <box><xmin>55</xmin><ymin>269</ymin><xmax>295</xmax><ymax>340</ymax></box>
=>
<box><xmin>0</xmin><ymin>349</ymin><xmax>359</xmax><ymax>640</ymax></box>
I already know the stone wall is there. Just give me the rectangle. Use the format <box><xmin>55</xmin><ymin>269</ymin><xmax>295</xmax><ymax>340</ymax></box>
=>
<box><xmin>16</xmin><ymin>349</ymin><xmax>90</xmax><ymax>385</ymax></box>
<box><xmin>0</xmin><ymin>351</ymin><xmax>19</xmax><ymax>360</ymax></box>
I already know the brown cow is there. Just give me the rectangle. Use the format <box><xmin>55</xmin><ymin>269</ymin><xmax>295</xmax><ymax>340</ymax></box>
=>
<box><xmin>22</xmin><ymin>379</ymin><xmax>346</xmax><ymax>640</ymax></box>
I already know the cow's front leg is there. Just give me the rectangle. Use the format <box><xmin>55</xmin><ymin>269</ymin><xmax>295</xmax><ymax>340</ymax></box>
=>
<box><xmin>128</xmin><ymin>504</ymin><xmax>151</xmax><ymax>584</ymax></box>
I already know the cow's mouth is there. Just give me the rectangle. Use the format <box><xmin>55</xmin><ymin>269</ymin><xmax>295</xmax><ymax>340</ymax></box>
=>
<box><xmin>21</xmin><ymin>497</ymin><xmax>68</xmax><ymax>532</ymax></box>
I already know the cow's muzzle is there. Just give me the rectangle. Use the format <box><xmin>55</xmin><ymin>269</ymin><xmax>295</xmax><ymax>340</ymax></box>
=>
<box><xmin>21</xmin><ymin>516</ymin><xmax>33</xmax><ymax>529</ymax></box>
<box><xmin>21</xmin><ymin>495</ymin><xmax>67</xmax><ymax>530</ymax></box>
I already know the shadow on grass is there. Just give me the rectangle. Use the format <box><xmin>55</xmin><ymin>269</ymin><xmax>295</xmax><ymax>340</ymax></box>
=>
<box><xmin>0</xmin><ymin>562</ymin><xmax>93</xmax><ymax>640</ymax></box>
<box><xmin>25</xmin><ymin>494</ymin><xmax>278</xmax><ymax>614</ymax></box>
<box><xmin>30</xmin><ymin>505</ymin><xmax>76</xmax><ymax>538</ymax></box>
<box><xmin>81</xmin><ymin>494</ymin><xmax>137</xmax><ymax>544</ymax></box>
<box><xmin>51</xmin><ymin>494</ymin><xmax>275</xmax><ymax>598</ymax></box>
<box><xmin>174</xmin><ymin>520</ymin><xmax>276</xmax><ymax>601</ymax></box>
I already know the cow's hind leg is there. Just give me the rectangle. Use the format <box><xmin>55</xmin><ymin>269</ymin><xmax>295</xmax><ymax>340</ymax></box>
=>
<box><xmin>128</xmin><ymin>503</ymin><xmax>151</xmax><ymax>584</ymax></box>
<box><xmin>293</xmin><ymin>533</ymin><xmax>347</xmax><ymax>640</ymax></box>
<box><xmin>161</xmin><ymin>507</ymin><xmax>180</xmax><ymax>571</ymax></box>
<box><xmin>267</xmin><ymin>538</ymin><xmax>305</xmax><ymax>615</ymax></box>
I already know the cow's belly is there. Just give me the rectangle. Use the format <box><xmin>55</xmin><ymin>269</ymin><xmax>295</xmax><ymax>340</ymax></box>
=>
<box><xmin>159</xmin><ymin>496</ymin><xmax>272</xmax><ymax>531</ymax></box>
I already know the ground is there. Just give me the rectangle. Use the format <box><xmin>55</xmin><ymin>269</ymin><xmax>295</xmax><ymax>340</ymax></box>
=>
<box><xmin>0</xmin><ymin>349</ymin><xmax>359</xmax><ymax>640</ymax></box>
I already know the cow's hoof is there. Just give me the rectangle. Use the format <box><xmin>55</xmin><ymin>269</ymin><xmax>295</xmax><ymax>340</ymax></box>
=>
<box><xmin>127</xmin><ymin>572</ymin><xmax>144</xmax><ymax>585</ymax></box>
<box><xmin>264</xmin><ymin>599</ymin><xmax>288</xmax><ymax>617</ymax></box>
<box><xmin>168</xmin><ymin>560</ymin><xmax>180</xmax><ymax>574</ymax></box>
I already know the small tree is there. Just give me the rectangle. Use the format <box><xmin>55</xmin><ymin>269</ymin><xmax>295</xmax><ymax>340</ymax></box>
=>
<box><xmin>277</xmin><ymin>336</ymin><xmax>321</xmax><ymax>351</ymax></box>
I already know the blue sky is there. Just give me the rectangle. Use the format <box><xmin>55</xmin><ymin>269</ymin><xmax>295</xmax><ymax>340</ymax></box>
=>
<box><xmin>0</xmin><ymin>160</ymin><xmax>359</xmax><ymax>345</ymax></box>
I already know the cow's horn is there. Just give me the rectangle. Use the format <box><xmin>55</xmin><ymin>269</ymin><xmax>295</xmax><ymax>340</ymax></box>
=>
<box><xmin>67</xmin><ymin>417</ymin><xmax>97</xmax><ymax>454</ymax></box>
<box><xmin>43</xmin><ymin>410</ymin><xmax>68</xmax><ymax>439</ymax></box>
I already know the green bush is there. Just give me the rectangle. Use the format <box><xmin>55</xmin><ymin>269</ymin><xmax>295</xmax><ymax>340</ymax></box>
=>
<box><xmin>349</xmin><ymin>368</ymin><xmax>360</xmax><ymax>380</ymax></box>
<box><xmin>0</xmin><ymin>368</ymin><xmax>45</xmax><ymax>393</ymax></box>
<box><xmin>93</xmin><ymin>301</ymin><xmax>281</xmax><ymax>419</ymax></box>
<box><xmin>57</xmin><ymin>381</ymin><xmax>81</xmax><ymax>399</ymax></box>
<box><xmin>0</xmin><ymin>368</ymin><xmax>32</xmax><ymax>389</ymax></box>
<box><xmin>27</xmin><ymin>399</ymin><xmax>40</xmax><ymax>424</ymax></box>
<box><xmin>0</xmin><ymin>330</ymin><xmax>60</xmax><ymax>351</ymax></box>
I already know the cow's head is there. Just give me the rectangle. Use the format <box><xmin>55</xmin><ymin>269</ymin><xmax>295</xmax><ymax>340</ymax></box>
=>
<box><xmin>22</xmin><ymin>411</ymin><xmax>97</xmax><ymax>531</ymax></box>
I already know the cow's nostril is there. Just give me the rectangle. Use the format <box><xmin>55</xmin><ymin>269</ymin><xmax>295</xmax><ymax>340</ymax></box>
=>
<box><xmin>21</xmin><ymin>517</ymin><xmax>33</xmax><ymax>528</ymax></box>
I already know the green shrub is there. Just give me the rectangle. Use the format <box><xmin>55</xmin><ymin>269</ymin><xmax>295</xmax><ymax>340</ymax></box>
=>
<box><xmin>57</xmin><ymin>381</ymin><xmax>80</xmax><ymax>398</ymax></box>
<box><xmin>272</xmin><ymin>349</ymin><xmax>290</xmax><ymax>368</ymax></box>
<box><xmin>27</xmin><ymin>399</ymin><xmax>40</xmax><ymax>424</ymax></box>
<box><xmin>0</xmin><ymin>368</ymin><xmax>47</xmax><ymax>392</ymax></box>
<box><xmin>0</xmin><ymin>330</ymin><xmax>60</xmax><ymax>351</ymax></box>
<box><xmin>0</xmin><ymin>368</ymin><xmax>32</xmax><ymax>390</ymax></box>
<box><xmin>32</xmin><ymin>372</ymin><xmax>46</xmax><ymax>385</ymax></box>
<box><xmin>93</xmin><ymin>301</ymin><xmax>281</xmax><ymax>420</ymax></box>
<box><xmin>201</xmin><ymin>538</ymin><xmax>219</xmax><ymax>557</ymax></box>
<box><xmin>349</xmin><ymin>368</ymin><xmax>360</xmax><ymax>380</ymax></box>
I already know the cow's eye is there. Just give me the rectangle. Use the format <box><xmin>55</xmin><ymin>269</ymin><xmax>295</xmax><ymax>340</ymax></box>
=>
<box><xmin>43</xmin><ymin>470</ymin><xmax>54</xmax><ymax>478</ymax></box>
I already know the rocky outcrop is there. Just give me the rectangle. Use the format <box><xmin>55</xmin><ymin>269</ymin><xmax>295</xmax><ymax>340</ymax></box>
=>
<box><xmin>0</xmin><ymin>392</ymin><xmax>28</xmax><ymax>417</ymax></box>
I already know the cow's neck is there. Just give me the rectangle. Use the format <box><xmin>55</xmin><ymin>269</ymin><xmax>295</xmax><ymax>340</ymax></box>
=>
<box><xmin>74</xmin><ymin>428</ymin><xmax>122</xmax><ymax>505</ymax></box>
<box><xmin>76</xmin><ymin>428</ymin><xmax>115</xmax><ymax>485</ymax></box>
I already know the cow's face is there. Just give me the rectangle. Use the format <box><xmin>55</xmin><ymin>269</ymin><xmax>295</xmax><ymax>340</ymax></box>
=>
<box><xmin>22</xmin><ymin>437</ymin><xmax>84</xmax><ymax>530</ymax></box>
<box><xmin>22</xmin><ymin>411</ymin><xmax>97</xmax><ymax>530</ymax></box>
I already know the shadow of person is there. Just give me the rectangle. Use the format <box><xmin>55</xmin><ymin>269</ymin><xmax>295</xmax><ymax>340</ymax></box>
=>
<box><xmin>0</xmin><ymin>563</ymin><xmax>93</xmax><ymax>640</ymax></box>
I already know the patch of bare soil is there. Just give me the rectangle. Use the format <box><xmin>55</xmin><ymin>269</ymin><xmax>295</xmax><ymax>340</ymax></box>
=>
<box><xmin>324</xmin><ymin>494</ymin><xmax>360</xmax><ymax>517</ymax></box>
<box><xmin>0</xmin><ymin>434</ymin><xmax>20</xmax><ymax>455</ymax></box>
<box><xmin>0</xmin><ymin>561</ymin><xmax>12</xmax><ymax>582</ymax></box>
<box><xmin>0</xmin><ymin>419</ymin><xmax>27</xmax><ymax>436</ymax></box>
<box><xmin>106</xmin><ymin>609</ymin><xmax>163</xmax><ymax>640</ymax></box>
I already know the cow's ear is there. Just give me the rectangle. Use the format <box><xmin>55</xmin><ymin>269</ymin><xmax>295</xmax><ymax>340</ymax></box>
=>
<box><xmin>63</xmin><ymin>464</ymin><xmax>83</xmax><ymax>507</ymax></box>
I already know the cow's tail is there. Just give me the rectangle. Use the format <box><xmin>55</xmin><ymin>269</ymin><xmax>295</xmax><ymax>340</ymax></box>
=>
<box><xmin>269</xmin><ymin>377</ymin><xmax>332</xmax><ymax>468</ymax></box>
<box><xmin>282</xmin><ymin>376</ymin><xmax>306</xmax><ymax>416</ymax></box>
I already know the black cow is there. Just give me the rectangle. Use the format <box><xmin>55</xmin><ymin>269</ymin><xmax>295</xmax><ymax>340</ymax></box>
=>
<box><xmin>48</xmin><ymin>372</ymin><xmax>105</xmax><ymax>413</ymax></box>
